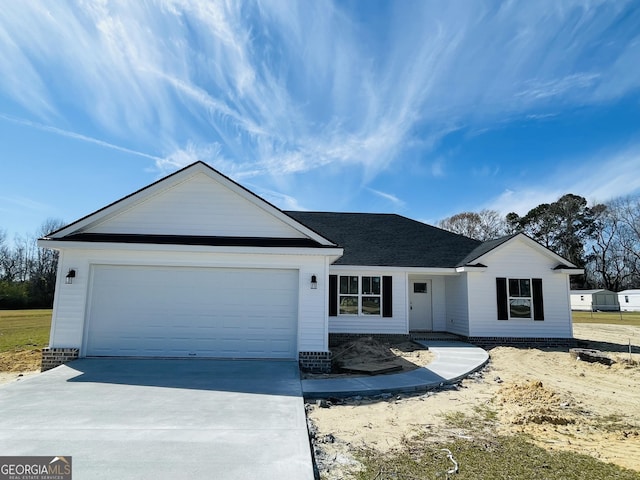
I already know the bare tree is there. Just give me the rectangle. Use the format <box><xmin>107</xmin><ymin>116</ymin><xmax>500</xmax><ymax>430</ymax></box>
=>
<box><xmin>0</xmin><ymin>218</ymin><xmax>65</xmax><ymax>307</ymax></box>
<box><xmin>31</xmin><ymin>218</ymin><xmax>66</xmax><ymax>304</ymax></box>
<box><xmin>612</xmin><ymin>195</ymin><xmax>640</xmax><ymax>286</ymax></box>
<box><xmin>586</xmin><ymin>194</ymin><xmax>640</xmax><ymax>290</ymax></box>
<box><xmin>586</xmin><ymin>205</ymin><xmax>630</xmax><ymax>290</ymax></box>
<box><xmin>438</xmin><ymin>209</ymin><xmax>507</xmax><ymax>241</ymax></box>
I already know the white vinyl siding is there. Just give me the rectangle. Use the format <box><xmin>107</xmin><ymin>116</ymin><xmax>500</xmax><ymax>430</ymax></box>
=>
<box><xmin>430</xmin><ymin>277</ymin><xmax>447</xmax><ymax>332</ymax></box>
<box><xmin>466</xmin><ymin>237</ymin><xmax>572</xmax><ymax>338</ymax></box>
<box><xmin>570</xmin><ymin>292</ymin><xmax>594</xmax><ymax>311</ymax></box>
<box><xmin>444</xmin><ymin>275</ymin><xmax>470</xmax><ymax>336</ymax></box>
<box><xmin>329</xmin><ymin>271</ymin><xmax>406</xmax><ymax>334</ymax></box>
<box><xmin>619</xmin><ymin>290</ymin><xmax>640</xmax><ymax>312</ymax></box>
<box><xmin>86</xmin><ymin>173</ymin><xmax>306</xmax><ymax>238</ymax></box>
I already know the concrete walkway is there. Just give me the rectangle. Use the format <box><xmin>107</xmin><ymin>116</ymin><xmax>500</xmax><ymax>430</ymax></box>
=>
<box><xmin>0</xmin><ymin>359</ymin><xmax>314</xmax><ymax>480</ymax></box>
<box><xmin>302</xmin><ymin>341</ymin><xmax>489</xmax><ymax>399</ymax></box>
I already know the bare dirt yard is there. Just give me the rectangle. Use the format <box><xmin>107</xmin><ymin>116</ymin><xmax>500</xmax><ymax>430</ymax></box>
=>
<box><xmin>0</xmin><ymin>349</ymin><xmax>42</xmax><ymax>385</ymax></box>
<box><xmin>303</xmin><ymin>337</ymin><xmax>434</xmax><ymax>379</ymax></box>
<box><xmin>308</xmin><ymin>323</ymin><xmax>640</xmax><ymax>479</ymax></box>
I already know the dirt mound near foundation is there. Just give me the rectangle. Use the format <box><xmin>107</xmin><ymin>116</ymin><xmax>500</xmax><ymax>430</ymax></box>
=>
<box><xmin>331</xmin><ymin>337</ymin><xmax>432</xmax><ymax>369</ymax></box>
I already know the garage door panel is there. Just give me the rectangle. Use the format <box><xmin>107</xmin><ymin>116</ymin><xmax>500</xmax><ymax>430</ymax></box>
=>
<box><xmin>86</xmin><ymin>266</ymin><xmax>298</xmax><ymax>358</ymax></box>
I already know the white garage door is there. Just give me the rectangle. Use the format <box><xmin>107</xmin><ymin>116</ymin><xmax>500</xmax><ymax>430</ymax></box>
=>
<box><xmin>85</xmin><ymin>265</ymin><xmax>298</xmax><ymax>358</ymax></box>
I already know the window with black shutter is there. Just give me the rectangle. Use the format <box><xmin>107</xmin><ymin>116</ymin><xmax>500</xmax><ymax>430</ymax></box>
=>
<box><xmin>496</xmin><ymin>277</ymin><xmax>544</xmax><ymax>320</ymax></box>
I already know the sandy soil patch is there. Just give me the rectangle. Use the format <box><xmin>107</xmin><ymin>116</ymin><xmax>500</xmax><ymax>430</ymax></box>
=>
<box><xmin>308</xmin><ymin>324</ymin><xmax>640</xmax><ymax>478</ymax></box>
<box><xmin>0</xmin><ymin>349</ymin><xmax>41</xmax><ymax>372</ymax></box>
<box><xmin>0</xmin><ymin>349</ymin><xmax>42</xmax><ymax>385</ymax></box>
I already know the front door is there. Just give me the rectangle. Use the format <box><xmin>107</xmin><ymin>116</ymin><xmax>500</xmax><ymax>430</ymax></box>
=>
<box><xmin>409</xmin><ymin>279</ymin><xmax>433</xmax><ymax>331</ymax></box>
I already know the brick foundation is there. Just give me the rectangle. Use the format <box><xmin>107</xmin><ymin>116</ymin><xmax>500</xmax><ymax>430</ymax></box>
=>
<box><xmin>299</xmin><ymin>351</ymin><xmax>332</xmax><ymax>373</ymax></box>
<box><xmin>328</xmin><ymin>333</ymin><xmax>410</xmax><ymax>347</ymax></box>
<box><xmin>464</xmin><ymin>336</ymin><xmax>577</xmax><ymax>349</ymax></box>
<box><xmin>41</xmin><ymin>347</ymin><xmax>79</xmax><ymax>372</ymax></box>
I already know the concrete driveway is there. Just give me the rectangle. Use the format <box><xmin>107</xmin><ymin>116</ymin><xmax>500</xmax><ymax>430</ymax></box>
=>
<box><xmin>0</xmin><ymin>358</ymin><xmax>314</xmax><ymax>480</ymax></box>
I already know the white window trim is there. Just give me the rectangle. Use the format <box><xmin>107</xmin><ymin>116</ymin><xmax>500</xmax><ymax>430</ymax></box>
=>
<box><xmin>338</xmin><ymin>274</ymin><xmax>382</xmax><ymax>317</ymax></box>
<box><xmin>508</xmin><ymin>278</ymin><xmax>533</xmax><ymax>320</ymax></box>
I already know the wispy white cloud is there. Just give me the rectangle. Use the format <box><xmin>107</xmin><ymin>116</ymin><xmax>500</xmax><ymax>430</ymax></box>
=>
<box><xmin>156</xmin><ymin>141</ymin><xmax>227</xmax><ymax>173</ymax></box>
<box><xmin>430</xmin><ymin>158</ymin><xmax>446</xmax><ymax>178</ymax></box>
<box><xmin>245</xmin><ymin>183</ymin><xmax>305</xmax><ymax>211</ymax></box>
<box><xmin>485</xmin><ymin>145</ymin><xmax>640</xmax><ymax>215</ymax></box>
<box><xmin>0</xmin><ymin>113</ymin><xmax>163</xmax><ymax>162</ymax></box>
<box><xmin>571</xmin><ymin>147</ymin><xmax>640</xmax><ymax>205</ymax></box>
<box><xmin>472</xmin><ymin>165</ymin><xmax>501</xmax><ymax>178</ymax></box>
<box><xmin>0</xmin><ymin>0</ymin><xmax>638</xmax><ymax>198</ymax></box>
<box><xmin>368</xmin><ymin>188</ymin><xmax>405</xmax><ymax>207</ymax></box>
<box><xmin>515</xmin><ymin>73</ymin><xmax>601</xmax><ymax>101</ymax></box>
<box><xmin>0</xmin><ymin>195</ymin><xmax>52</xmax><ymax>213</ymax></box>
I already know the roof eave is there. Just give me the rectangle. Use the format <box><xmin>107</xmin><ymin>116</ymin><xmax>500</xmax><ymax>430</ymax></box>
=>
<box><xmin>456</xmin><ymin>264</ymin><xmax>488</xmax><ymax>272</ymax></box>
<box><xmin>37</xmin><ymin>238</ymin><xmax>344</xmax><ymax>258</ymax></box>
<box><xmin>328</xmin><ymin>264</ymin><xmax>461</xmax><ymax>274</ymax></box>
<box><xmin>554</xmin><ymin>268</ymin><xmax>584</xmax><ymax>275</ymax></box>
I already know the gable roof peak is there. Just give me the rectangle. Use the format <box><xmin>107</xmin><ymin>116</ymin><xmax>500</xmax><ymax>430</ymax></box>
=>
<box><xmin>42</xmin><ymin>162</ymin><xmax>337</xmax><ymax>246</ymax></box>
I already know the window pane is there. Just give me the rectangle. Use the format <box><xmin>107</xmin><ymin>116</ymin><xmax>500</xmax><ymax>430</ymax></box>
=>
<box><xmin>349</xmin><ymin>276</ymin><xmax>358</xmax><ymax>294</ymax></box>
<box><xmin>509</xmin><ymin>279</ymin><xmax>519</xmax><ymax>297</ymax></box>
<box><xmin>340</xmin><ymin>276</ymin><xmax>359</xmax><ymax>294</ymax></box>
<box><xmin>509</xmin><ymin>279</ymin><xmax>531</xmax><ymax>297</ymax></box>
<box><xmin>371</xmin><ymin>276</ymin><xmax>381</xmax><ymax>295</ymax></box>
<box><xmin>339</xmin><ymin>276</ymin><xmax>349</xmax><ymax>294</ymax></box>
<box><xmin>361</xmin><ymin>297</ymin><xmax>380</xmax><ymax>315</ymax></box>
<box><xmin>510</xmin><ymin>299</ymin><xmax>531</xmax><ymax>318</ymax></box>
<box><xmin>362</xmin><ymin>276</ymin><xmax>371</xmax><ymax>294</ymax></box>
<box><xmin>414</xmin><ymin>282</ymin><xmax>427</xmax><ymax>293</ymax></box>
<box><xmin>339</xmin><ymin>296</ymin><xmax>358</xmax><ymax>315</ymax></box>
<box><xmin>361</xmin><ymin>276</ymin><xmax>381</xmax><ymax>295</ymax></box>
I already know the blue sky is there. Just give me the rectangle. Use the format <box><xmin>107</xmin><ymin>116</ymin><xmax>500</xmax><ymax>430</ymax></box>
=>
<box><xmin>1</xmin><ymin>1</ymin><xmax>640</xmax><ymax>239</ymax></box>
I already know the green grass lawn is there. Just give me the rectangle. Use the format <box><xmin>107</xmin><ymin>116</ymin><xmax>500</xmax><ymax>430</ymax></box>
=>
<box><xmin>0</xmin><ymin>309</ymin><xmax>52</xmax><ymax>353</ymax></box>
<box><xmin>572</xmin><ymin>310</ymin><xmax>640</xmax><ymax>327</ymax></box>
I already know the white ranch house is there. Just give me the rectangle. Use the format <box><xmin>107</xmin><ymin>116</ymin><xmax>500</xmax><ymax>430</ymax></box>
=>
<box><xmin>39</xmin><ymin>162</ymin><xmax>583</xmax><ymax>372</ymax></box>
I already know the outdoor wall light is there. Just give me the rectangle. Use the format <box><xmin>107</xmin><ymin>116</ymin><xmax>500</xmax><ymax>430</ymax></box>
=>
<box><xmin>311</xmin><ymin>274</ymin><xmax>318</xmax><ymax>289</ymax></box>
<box><xmin>65</xmin><ymin>269</ymin><xmax>76</xmax><ymax>284</ymax></box>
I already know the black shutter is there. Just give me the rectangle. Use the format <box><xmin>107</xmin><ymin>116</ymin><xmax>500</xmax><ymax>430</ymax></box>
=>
<box><xmin>329</xmin><ymin>275</ymin><xmax>338</xmax><ymax>317</ymax></box>
<box><xmin>382</xmin><ymin>276</ymin><xmax>393</xmax><ymax>317</ymax></box>
<box><xmin>496</xmin><ymin>277</ymin><xmax>508</xmax><ymax>320</ymax></box>
<box><xmin>532</xmin><ymin>278</ymin><xmax>544</xmax><ymax>321</ymax></box>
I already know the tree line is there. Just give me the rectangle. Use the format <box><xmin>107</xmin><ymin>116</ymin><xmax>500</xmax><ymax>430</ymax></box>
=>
<box><xmin>0</xmin><ymin>219</ymin><xmax>64</xmax><ymax>309</ymax></box>
<box><xmin>438</xmin><ymin>193</ymin><xmax>640</xmax><ymax>291</ymax></box>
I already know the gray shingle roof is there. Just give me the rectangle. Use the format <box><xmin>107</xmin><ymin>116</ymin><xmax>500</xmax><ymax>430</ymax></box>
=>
<box><xmin>285</xmin><ymin>211</ymin><xmax>485</xmax><ymax>268</ymax></box>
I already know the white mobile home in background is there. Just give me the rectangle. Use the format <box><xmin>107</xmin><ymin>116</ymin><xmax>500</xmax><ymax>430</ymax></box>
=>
<box><xmin>570</xmin><ymin>289</ymin><xmax>620</xmax><ymax>311</ymax></box>
<box><xmin>618</xmin><ymin>289</ymin><xmax>640</xmax><ymax>312</ymax></box>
